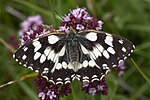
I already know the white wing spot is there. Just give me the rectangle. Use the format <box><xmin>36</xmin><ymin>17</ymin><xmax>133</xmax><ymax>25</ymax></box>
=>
<box><xmin>59</xmin><ymin>45</ymin><xmax>66</xmax><ymax>56</ymax></box>
<box><xmin>103</xmin><ymin>50</ymin><xmax>110</xmax><ymax>59</ymax></box>
<box><xmin>118</xmin><ymin>39</ymin><xmax>123</xmax><ymax>44</ymax></box>
<box><xmin>22</xmin><ymin>54</ymin><xmax>27</xmax><ymax>60</ymax></box>
<box><xmin>83</xmin><ymin>76</ymin><xmax>89</xmax><ymax>80</ymax></box>
<box><xmin>102</xmin><ymin>64</ymin><xmax>109</xmax><ymax>69</ymax></box>
<box><xmin>104</xmin><ymin>35</ymin><xmax>113</xmax><ymax>47</ymax></box>
<box><xmin>89</xmin><ymin>51</ymin><xmax>96</xmax><ymax>60</ymax></box>
<box><xmin>65</xmin><ymin>77</ymin><xmax>70</xmax><ymax>80</ymax></box>
<box><xmin>23</xmin><ymin>47</ymin><xmax>28</xmax><ymax>51</ymax></box>
<box><xmin>57</xmin><ymin>78</ymin><xmax>62</xmax><ymax>81</ymax></box>
<box><xmin>105</xmin><ymin>33</ymin><xmax>112</xmax><ymax>36</ymax></box>
<box><xmin>35</xmin><ymin>70</ymin><xmax>39</xmax><ymax>72</ymax></box>
<box><xmin>47</xmin><ymin>50</ymin><xmax>55</xmax><ymax>61</ymax></box>
<box><xmin>56</xmin><ymin>63</ymin><xmax>62</xmax><ymax>70</ymax></box>
<box><xmin>121</xmin><ymin>47</ymin><xmax>126</xmax><ymax>52</ymax></box>
<box><xmin>51</xmin><ymin>59</ymin><xmax>58</xmax><ymax>73</ymax></box>
<box><xmin>133</xmin><ymin>45</ymin><xmax>135</xmax><ymax>49</ymax></box>
<box><xmin>86</xmin><ymin>32</ymin><xmax>97</xmax><ymax>41</ymax></box>
<box><xmin>80</xmin><ymin>44</ymin><xmax>89</xmax><ymax>54</ymax></box>
<box><xmin>107</xmin><ymin>47</ymin><xmax>115</xmax><ymax>54</ymax></box>
<box><xmin>23</xmin><ymin>64</ymin><xmax>27</xmax><ymax>67</ymax></box>
<box><xmin>28</xmin><ymin>66</ymin><xmax>33</xmax><ymax>70</ymax></box>
<box><xmin>82</xmin><ymin>60</ymin><xmax>88</xmax><ymax>67</ymax></box>
<box><xmin>124</xmin><ymin>57</ymin><xmax>127</xmax><ymax>60</ymax></box>
<box><xmin>93</xmin><ymin>47</ymin><xmax>102</xmax><ymax>58</ymax></box>
<box><xmin>62</xmin><ymin>61</ymin><xmax>68</xmax><ymax>69</ymax></box>
<box><xmin>68</xmin><ymin>63</ymin><xmax>74</xmax><ymax>70</ymax></box>
<box><xmin>48</xmin><ymin>35</ymin><xmax>59</xmax><ymax>44</ymax></box>
<box><xmin>34</xmin><ymin>52</ymin><xmax>41</xmax><ymax>60</ymax></box>
<box><xmin>53</xmin><ymin>53</ymin><xmax>59</xmax><ymax>62</ymax></box>
<box><xmin>34</xmin><ymin>44</ymin><xmax>42</xmax><ymax>52</ymax></box>
<box><xmin>13</xmin><ymin>54</ymin><xmax>15</xmax><ymax>58</ymax></box>
<box><xmin>89</xmin><ymin>60</ymin><xmax>95</xmax><ymax>67</ymax></box>
<box><xmin>32</xmin><ymin>41</ymin><xmax>41</xmax><ymax>47</ymax></box>
<box><xmin>40</xmin><ymin>54</ymin><xmax>46</xmax><ymax>63</ymax></box>
<box><xmin>92</xmin><ymin>75</ymin><xmax>98</xmax><ymax>78</ymax></box>
<box><xmin>42</xmin><ymin>68</ymin><xmax>49</xmax><ymax>74</ymax></box>
<box><xmin>119</xmin><ymin>60</ymin><xmax>124</xmax><ymax>65</ymax></box>
<box><xmin>113</xmin><ymin>65</ymin><xmax>117</xmax><ymax>67</ymax></box>
<box><xmin>44</xmin><ymin>47</ymin><xmax>51</xmax><ymax>56</ymax></box>
<box><xmin>95</xmin><ymin>44</ymin><xmax>104</xmax><ymax>53</ymax></box>
<box><xmin>19</xmin><ymin>62</ymin><xmax>22</xmax><ymax>65</ymax></box>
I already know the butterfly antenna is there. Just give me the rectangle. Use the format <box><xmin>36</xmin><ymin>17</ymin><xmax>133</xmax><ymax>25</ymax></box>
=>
<box><xmin>53</xmin><ymin>10</ymin><xmax>64</xmax><ymax>21</ymax></box>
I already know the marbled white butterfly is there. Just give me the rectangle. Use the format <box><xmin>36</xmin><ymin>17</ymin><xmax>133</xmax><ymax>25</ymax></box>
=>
<box><xmin>13</xmin><ymin>29</ymin><xmax>135</xmax><ymax>84</ymax></box>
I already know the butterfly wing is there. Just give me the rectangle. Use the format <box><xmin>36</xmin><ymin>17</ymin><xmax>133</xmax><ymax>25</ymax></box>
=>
<box><xmin>76</xmin><ymin>30</ymin><xmax>135</xmax><ymax>82</ymax></box>
<box><xmin>13</xmin><ymin>32</ymin><xmax>74</xmax><ymax>84</ymax></box>
<box><xmin>13</xmin><ymin>30</ymin><xmax>135</xmax><ymax>84</ymax></box>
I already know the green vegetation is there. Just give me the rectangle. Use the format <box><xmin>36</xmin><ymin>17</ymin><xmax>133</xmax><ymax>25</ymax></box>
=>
<box><xmin>0</xmin><ymin>0</ymin><xmax>150</xmax><ymax>100</ymax></box>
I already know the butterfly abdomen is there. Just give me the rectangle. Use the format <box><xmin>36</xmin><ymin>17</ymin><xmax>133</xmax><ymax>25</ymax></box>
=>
<box><xmin>67</xmin><ymin>41</ymin><xmax>79</xmax><ymax>63</ymax></box>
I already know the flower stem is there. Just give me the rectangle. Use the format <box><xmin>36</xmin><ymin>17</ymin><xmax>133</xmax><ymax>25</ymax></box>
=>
<box><xmin>131</xmin><ymin>58</ymin><xmax>150</xmax><ymax>84</ymax></box>
<box><xmin>0</xmin><ymin>37</ymin><xmax>15</xmax><ymax>53</ymax></box>
<box><xmin>71</xmin><ymin>84</ymin><xmax>77</xmax><ymax>100</ymax></box>
<box><xmin>13</xmin><ymin>0</ymin><xmax>53</xmax><ymax>18</ymax></box>
<box><xmin>0</xmin><ymin>72</ymin><xmax>38</xmax><ymax>88</ymax></box>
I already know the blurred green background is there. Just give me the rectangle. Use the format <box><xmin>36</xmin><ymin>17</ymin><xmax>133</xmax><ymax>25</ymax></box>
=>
<box><xmin>0</xmin><ymin>0</ymin><xmax>150</xmax><ymax>100</ymax></box>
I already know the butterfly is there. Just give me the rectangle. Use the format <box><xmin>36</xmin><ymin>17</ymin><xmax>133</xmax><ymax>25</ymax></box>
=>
<box><xmin>13</xmin><ymin>29</ymin><xmax>135</xmax><ymax>84</ymax></box>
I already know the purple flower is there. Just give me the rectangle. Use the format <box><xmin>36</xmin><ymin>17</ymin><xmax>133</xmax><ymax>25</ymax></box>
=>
<box><xmin>89</xmin><ymin>88</ymin><xmax>96</xmax><ymax>95</ymax></box>
<box><xmin>19</xmin><ymin>15</ymin><xmax>43</xmax><ymax>36</ymax></box>
<box><xmin>59</xmin><ymin>8</ymin><xmax>103</xmax><ymax>32</ymax></box>
<box><xmin>35</xmin><ymin>75</ymin><xmax>71</xmax><ymax>100</ymax></box>
<box><xmin>76</xmin><ymin>24</ymin><xmax>84</xmax><ymax>30</ymax></box>
<box><xmin>116</xmin><ymin>60</ymin><xmax>125</xmax><ymax>76</ymax></box>
<box><xmin>18</xmin><ymin>15</ymin><xmax>56</xmax><ymax>45</ymax></box>
<box><xmin>47</xmin><ymin>91</ymin><xmax>57</xmax><ymax>100</ymax></box>
<box><xmin>38</xmin><ymin>92</ymin><xmax>46</xmax><ymax>100</ymax></box>
<box><xmin>82</xmin><ymin>78</ymin><xmax>108</xmax><ymax>95</ymax></box>
<box><xmin>58</xmin><ymin>25</ymin><xmax>69</xmax><ymax>33</ymax></box>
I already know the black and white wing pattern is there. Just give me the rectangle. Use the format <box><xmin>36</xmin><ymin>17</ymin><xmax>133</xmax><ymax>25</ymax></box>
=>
<box><xmin>13</xmin><ymin>32</ymin><xmax>74</xmax><ymax>84</ymax></box>
<box><xmin>13</xmin><ymin>29</ymin><xmax>135</xmax><ymax>84</ymax></box>
<box><xmin>76</xmin><ymin>30</ymin><xmax>135</xmax><ymax>82</ymax></box>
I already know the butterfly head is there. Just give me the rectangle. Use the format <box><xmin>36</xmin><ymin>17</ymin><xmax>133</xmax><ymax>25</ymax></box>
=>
<box><xmin>68</xmin><ymin>26</ymin><xmax>76</xmax><ymax>33</ymax></box>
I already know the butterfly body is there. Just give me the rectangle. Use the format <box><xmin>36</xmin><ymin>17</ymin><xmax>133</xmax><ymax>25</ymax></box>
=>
<box><xmin>13</xmin><ymin>29</ymin><xmax>135</xmax><ymax>84</ymax></box>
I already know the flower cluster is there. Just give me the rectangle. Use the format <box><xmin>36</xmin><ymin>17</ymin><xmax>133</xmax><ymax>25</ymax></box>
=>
<box><xmin>82</xmin><ymin>78</ymin><xmax>108</xmax><ymax>95</ymax></box>
<box><xmin>19</xmin><ymin>15</ymin><xmax>43</xmax><ymax>36</ymax></box>
<box><xmin>19</xmin><ymin>15</ymin><xmax>54</xmax><ymax>45</ymax></box>
<box><xmin>59</xmin><ymin>8</ymin><xmax>103</xmax><ymax>32</ymax></box>
<box><xmin>35</xmin><ymin>75</ymin><xmax>71</xmax><ymax>100</ymax></box>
